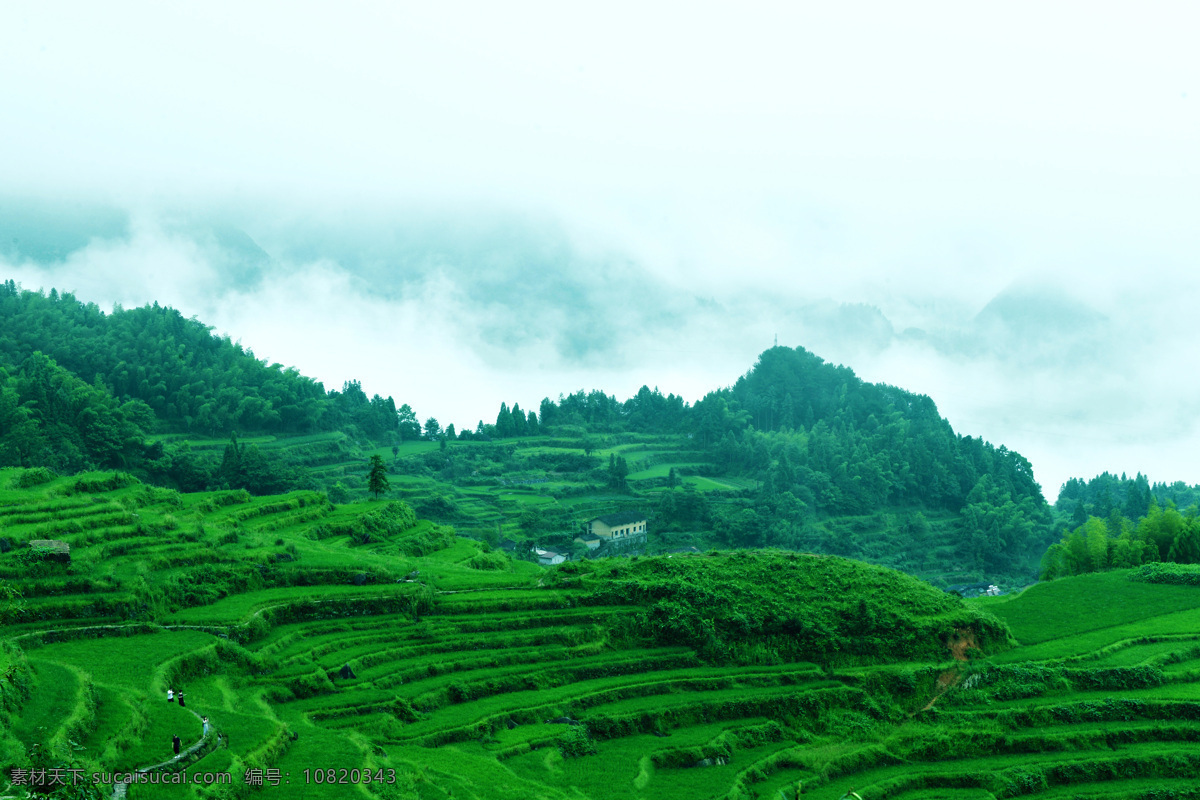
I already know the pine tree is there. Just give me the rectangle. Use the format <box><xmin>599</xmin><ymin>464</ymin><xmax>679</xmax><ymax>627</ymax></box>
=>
<box><xmin>367</xmin><ymin>454</ymin><xmax>390</xmax><ymax>499</ymax></box>
<box><xmin>496</xmin><ymin>403</ymin><xmax>515</xmax><ymax>438</ymax></box>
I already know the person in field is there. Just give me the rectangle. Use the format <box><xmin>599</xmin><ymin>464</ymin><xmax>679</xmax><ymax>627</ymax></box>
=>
<box><xmin>172</xmin><ymin>734</ymin><xmax>182</xmax><ymax>756</ymax></box>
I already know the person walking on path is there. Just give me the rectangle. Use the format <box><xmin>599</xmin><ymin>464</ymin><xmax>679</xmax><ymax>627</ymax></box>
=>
<box><xmin>167</xmin><ymin>688</ymin><xmax>174</xmax><ymax>703</ymax></box>
<box><xmin>201</xmin><ymin>716</ymin><xmax>209</xmax><ymax>734</ymax></box>
<box><xmin>172</xmin><ymin>735</ymin><xmax>182</xmax><ymax>756</ymax></box>
<box><xmin>178</xmin><ymin>692</ymin><xmax>186</xmax><ymax>708</ymax></box>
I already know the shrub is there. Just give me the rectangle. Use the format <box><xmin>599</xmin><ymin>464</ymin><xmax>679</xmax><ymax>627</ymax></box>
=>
<box><xmin>1129</xmin><ymin>562</ymin><xmax>1200</xmax><ymax>586</ymax></box>
<box><xmin>466</xmin><ymin>550</ymin><xmax>510</xmax><ymax>571</ymax></box>
<box><xmin>556</xmin><ymin>725</ymin><xmax>598</xmax><ymax>758</ymax></box>
<box><xmin>211</xmin><ymin>489</ymin><xmax>252</xmax><ymax>507</ymax></box>
<box><xmin>71</xmin><ymin>472</ymin><xmax>139</xmax><ymax>493</ymax></box>
<box><xmin>396</xmin><ymin>524</ymin><xmax>457</xmax><ymax>557</ymax></box>
<box><xmin>13</xmin><ymin>467</ymin><xmax>56</xmax><ymax>488</ymax></box>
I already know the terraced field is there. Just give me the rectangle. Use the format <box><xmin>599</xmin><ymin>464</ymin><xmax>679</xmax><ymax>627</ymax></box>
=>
<box><xmin>151</xmin><ymin>423</ymin><xmax>984</xmax><ymax>592</ymax></box>
<box><xmin>4</xmin><ymin>468</ymin><xmax>1200</xmax><ymax>799</ymax></box>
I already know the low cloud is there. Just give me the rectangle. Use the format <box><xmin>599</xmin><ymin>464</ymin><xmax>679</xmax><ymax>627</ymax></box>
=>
<box><xmin>5</xmin><ymin>202</ymin><xmax>1200</xmax><ymax>502</ymax></box>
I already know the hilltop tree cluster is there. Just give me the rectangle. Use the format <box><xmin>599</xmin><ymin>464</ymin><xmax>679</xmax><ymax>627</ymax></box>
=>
<box><xmin>0</xmin><ymin>283</ymin><xmax>413</xmax><ymax>442</ymax></box>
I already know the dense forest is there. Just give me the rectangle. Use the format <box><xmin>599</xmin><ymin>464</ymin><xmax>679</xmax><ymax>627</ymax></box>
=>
<box><xmin>0</xmin><ymin>281</ymin><xmax>406</xmax><ymax>439</ymax></box>
<box><xmin>1040</xmin><ymin>471</ymin><xmax>1200</xmax><ymax>579</ymax></box>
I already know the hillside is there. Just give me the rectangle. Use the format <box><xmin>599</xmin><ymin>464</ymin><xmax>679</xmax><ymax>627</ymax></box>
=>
<box><xmin>4</xmin><ymin>468</ymin><xmax>1200</xmax><ymax>799</ymax></box>
<box><xmin>0</xmin><ymin>283</ymin><xmax>1054</xmax><ymax>583</ymax></box>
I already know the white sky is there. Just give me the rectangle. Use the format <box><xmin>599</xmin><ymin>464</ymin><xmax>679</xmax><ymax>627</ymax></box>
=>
<box><xmin>3</xmin><ymin>1</ymin><xmax>1200</xmax><ymax>500</ymax></box>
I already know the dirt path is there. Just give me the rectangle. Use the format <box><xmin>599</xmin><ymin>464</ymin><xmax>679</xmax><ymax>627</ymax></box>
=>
<box><xmin>912</xmin><ymin>628</ymin><xmax>978</xmax><ymax>715</ymax></box>
<box><xmin>109</xmin><ymin>706</ymin><xmax>217</xmax><ymax>800</ymax></box>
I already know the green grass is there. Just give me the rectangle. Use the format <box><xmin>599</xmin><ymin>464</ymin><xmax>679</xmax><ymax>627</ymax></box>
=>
<box><xmin>978</xmin><ymin>570</ymin><xmax>1200</xmax><ymax>646</ymax></box>
<box><xmin>1086</xmin><ymin>638</ymin><xmax>1200</xmax><ymax>667</ymax></box>
<box><xmin>12</xmin><ymin>660</ymin><xmax>80</xmax><ymax>748</ymax></box>
<box><xmin>991</xmin><ymin>604</ymin><xmax>1200</xmax><ymax>663</ymax></box>
<box><xmin>681</xmin><ymin>475</ymin><xmax>746</xmax><ymax>492</ymax></box>
<box><xmin>31</xmin><ymin>630</ymin><xmax>217</xmax><ymax>689</ymax></box>
<box><xmin>626</xmin><ymin>463</ymin><xmax>706</xmax><ymax>480</ymax></box>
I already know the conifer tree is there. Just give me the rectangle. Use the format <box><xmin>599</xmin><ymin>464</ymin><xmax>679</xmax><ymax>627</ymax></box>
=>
<box><xmin>495</xmin><ymin>403</ymin><xmax>515</xmax><ymax>438</ymax></box>
<box><xmin>367</xmin><ymin>454</ymin><xmax>390</xmax><ymax>499</ymax></box>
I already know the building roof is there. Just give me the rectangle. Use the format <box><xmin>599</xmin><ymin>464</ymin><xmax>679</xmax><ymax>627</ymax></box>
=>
<box><xmin>590</xmin><ymin>511</ymin><xmax>645</xmax><ymax>526</ymax></box>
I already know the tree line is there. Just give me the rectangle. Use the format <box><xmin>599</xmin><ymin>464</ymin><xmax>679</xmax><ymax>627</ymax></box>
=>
<box><xmin>1040</xmin><ymin>501</ymin><xmax>1200</xmax><ymax>579</ymax></box>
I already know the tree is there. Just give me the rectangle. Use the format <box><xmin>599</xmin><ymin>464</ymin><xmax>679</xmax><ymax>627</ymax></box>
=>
<box><xmin>1084</xmin><ymin>517</ymin><xmax>1110</xmax><ymax>572</ymax></box>
<box><xmin>1071</xmin><ymin>500</ymin><xmax>1088</xmax><ymax>528</ymax></box>
<box><xmin>608</xmin><ymin>453</ymin><xmax>629</xmax><ymax>490</ymax></box>
<box><xmin>1168</xmin><ymin>518</ymin><xmax>1200</xmax><ymax>564</ymax></box>
<box><xmin>495</xmin><ymin>403</ymin><xmax>515</xmax><ymax>438</ymax></box>
<box><xmin>539</xmin><ymin>397</ymin><xmax>557</xmax><ymax>427</ymax></box>
<box><xmin>367</xmin><ymin>454</ymin><xmax>390</xmax><ymax>499</ymax></box>
<box><xmin>959</xmin><ymin>475</ymin><xmax>1037</xmax><ymax>573</ymax></box>
<box><xmin>424</xmin><ymin>417</ymin><xmax>442</xmax><ymax>440</ymax></box>
<box><xmin>397</xmin><ymin>404</ymin><xmax>421</xmax><ymax>440</ymax></box>
<box><xmin>0</xmin><ymin>580</ymin><xmax>24</xmax><ymax>624</ymax></box>
<box><xmin>218</xmin><ymin>433</ymin><xmax>243</xmax><ymax>487</ymax></box>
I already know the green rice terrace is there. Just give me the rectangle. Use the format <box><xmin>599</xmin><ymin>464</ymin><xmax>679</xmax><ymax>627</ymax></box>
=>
<box><xmin>270</xmin><ymin>429</ymin><xmax>986</xmax><ymax>589</ymax></box>
<box><xmin>4</xmin><ymin>467</ymin><xmax>1200</xmax><ymax>799</ymax></box>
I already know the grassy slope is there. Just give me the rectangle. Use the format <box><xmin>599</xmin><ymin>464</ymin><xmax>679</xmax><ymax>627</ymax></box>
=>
<box><xmin>978</xmin><ymin>570</ymin><xmax>1200</xmax><ymax>645</ymax></box>
<box><xmin>4</xmin><ymin>470</ymin><xmax>1200</xmax><ymax>799</ymax></box>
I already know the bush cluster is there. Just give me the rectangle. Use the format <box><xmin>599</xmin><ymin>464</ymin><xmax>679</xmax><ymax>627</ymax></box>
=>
<box><xmin>1129</xmin><ymin>562</ymin><xmax>1200</xmax><ymax>586</ymax></box>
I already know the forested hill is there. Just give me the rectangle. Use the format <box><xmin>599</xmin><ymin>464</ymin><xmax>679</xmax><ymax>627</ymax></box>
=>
<box><xmin>0</xmin><ymin>281</ymin><xmax>424</xmax><ymax>487</ymax></box>
<box><xmin>537</xmin><ymin>346</ymin><xmax>1045</xmax><ymax>514</ymax></box>
<box><xmin>1</xmin><ymin>283</ymin><xmax>1052</xmax><ymax>578</ymax></box>
<box><xmin>724</xmin><ymin>346</ymin><xmax>1045</xmax><ymax>513</ymax></box>
<box><xmin>0</xmin><ymin>282</ymin><xmax>411</xmax><ymax>451</ymax></box>
<box><xmin>524</xmin><ymin>346</ymin><xmax>1053</xmax><ymax>575</ymax></box>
